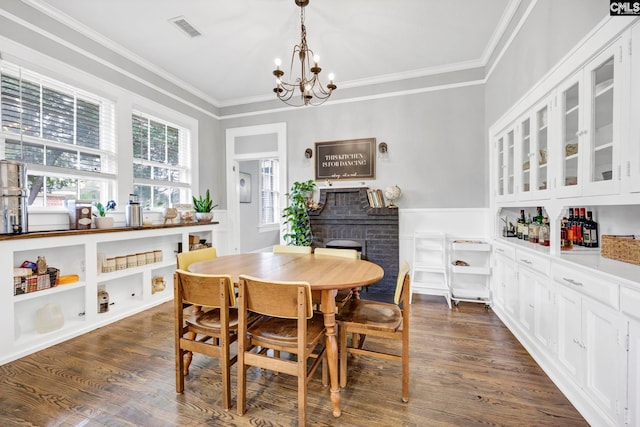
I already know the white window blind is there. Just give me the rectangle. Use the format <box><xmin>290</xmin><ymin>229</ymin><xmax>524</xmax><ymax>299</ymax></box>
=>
<box><xmin>132</xmin><ymin>111</ymin><xmax>191</xmax><ymax>208</ymax></box>
<box><xmin>0</xmin><ymin>61</ymin><xmax>116</xmax><ymax>207</ymax></box>
<box><xmin>260</xmin><ymin>159</ymin><xmax>279</xmax><ymax>225</ymax></box>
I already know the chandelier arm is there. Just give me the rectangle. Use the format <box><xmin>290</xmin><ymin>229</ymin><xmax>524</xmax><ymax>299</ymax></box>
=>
<box><xmin>272</xmin><ymin>0</ymin><xmax>336</xmax><ymax>107</ymax></box>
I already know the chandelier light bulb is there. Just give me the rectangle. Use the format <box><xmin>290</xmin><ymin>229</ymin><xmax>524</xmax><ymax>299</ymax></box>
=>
<box><xmin>313</xmin><ymin>55</ymin><xmax>320</xmax><ymax>65</ymax></box>
<box><xmin>274</xmin><ymin>58</ymin><xmax>282</xmax><ymax>68</ymax></box>
<box><xmin>328</xmin><ymin>73</ymin><xmax>335</xmax><ymax>82</ymax></box>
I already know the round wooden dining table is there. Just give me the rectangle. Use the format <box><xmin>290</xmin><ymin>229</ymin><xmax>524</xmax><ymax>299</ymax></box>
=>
<box><xmin>188</xmin><ymin>252</ymin><xmax>384</xmax><ymax>417</ymax></box>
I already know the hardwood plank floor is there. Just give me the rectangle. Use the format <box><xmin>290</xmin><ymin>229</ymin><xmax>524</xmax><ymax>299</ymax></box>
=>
<box><xmin>0</xmin><ymin>295</ymin><xmax>587</xmax><ymax>426</ymax></box>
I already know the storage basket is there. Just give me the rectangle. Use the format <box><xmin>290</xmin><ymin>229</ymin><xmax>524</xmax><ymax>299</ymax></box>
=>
<box><xmin>14</xmin><ymin>267</ymin><xmax>59</xmax><ymax>296</ymax></box>
<box><xmin>601</xmin><ymin>235</ymin><xmax>640</xmax><ymax>266</ymax></box>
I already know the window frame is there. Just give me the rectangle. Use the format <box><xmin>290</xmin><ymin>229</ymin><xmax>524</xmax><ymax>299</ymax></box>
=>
<box><xmin>258</xmin><ymin>158</ymin><xmax>280</xmax><ymax>231</ymax></box>
<box><xmin>0</xmin><ymin>61</ymin><xmax>117</xmax><ymax>208</ymax></box>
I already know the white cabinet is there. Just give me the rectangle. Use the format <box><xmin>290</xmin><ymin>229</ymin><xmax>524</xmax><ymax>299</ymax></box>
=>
<box><xmin>491</xmin><ymin>242</ymin><xmax>515</xmax><ymax>311</ymax></box>
<box><xmin>411</xmin><ymin>232</ymin><xmax>450</xmax><ymax>307</ymax></box>
<box><xmin>629</xmin><ymin>22</ymin><xmax>640</xmax><ymax>193</ymax></box>
<box><xmin>629</xmin><ymin>319</ymin><xmax>640</xmax><ymax>426</ymax></box>
<box><xmin>1</xmin><ymin>223</ymin><xmax>223</xmax><ymax>365</ymax></box>
<box><xmin>448</xmin><ymin>238</ymin><xmax>491</xmax><ymax>307</ymax></box>
<box><xmin>555</xmin><ymin>39</ymin><xmax>626</xmax><ymax>198</ymax></box>
<box><xmin>555</xmin><ymin>272</ymin><xmax>627</xmax><ymax>426</ymax></box>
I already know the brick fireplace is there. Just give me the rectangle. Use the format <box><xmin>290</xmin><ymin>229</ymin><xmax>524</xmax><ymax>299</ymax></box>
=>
<box><xmin>309</xmin><ymin>187</ymin><xmax>399</xmax><ymax>301</ymax></box>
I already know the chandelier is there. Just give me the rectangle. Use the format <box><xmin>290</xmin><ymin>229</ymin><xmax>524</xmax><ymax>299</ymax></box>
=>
<box><xmin>272</xmin><ymin>0</ymin><xmax>337</xmax><ymax>107</ymax></box>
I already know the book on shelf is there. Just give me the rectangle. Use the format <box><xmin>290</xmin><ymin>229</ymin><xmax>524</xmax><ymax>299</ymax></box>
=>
<box><xmin>366</xmin><ymin>189</ymin><xmax>386</xmax><ymax>208</ymax></box>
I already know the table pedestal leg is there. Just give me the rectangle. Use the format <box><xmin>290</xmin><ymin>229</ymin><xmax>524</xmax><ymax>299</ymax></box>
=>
<box><xmin>322</xmin><ymin>290</ymin><xmax>341</xmax><ymax>417</ymax></box>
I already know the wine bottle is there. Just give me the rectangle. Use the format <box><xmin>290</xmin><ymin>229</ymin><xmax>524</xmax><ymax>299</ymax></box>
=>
<box><xmin>561</xmin><ymin>217</ymin><xmax>573</xmax><ymax>250</ymax></box>
<box><xmin>523</xmin><ymin>212</ymin><xmax>531</xmax><ymax>242</ymax></box>
<box><xmin>585</xmin><ymin>210</ymin><xmax>599</xmax><ymax>248</ymax></box>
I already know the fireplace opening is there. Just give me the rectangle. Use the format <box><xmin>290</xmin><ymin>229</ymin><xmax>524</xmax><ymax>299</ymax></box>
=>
<box><xmin>324</xmin><ymin>239</ymin><xmax>366</xmax><ymax>259</ymax></box>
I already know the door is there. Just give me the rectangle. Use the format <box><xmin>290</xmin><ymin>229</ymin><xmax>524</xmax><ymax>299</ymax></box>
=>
<box><xmin>556</xmin><ymin>285</ymin><xmax>583</xmax><ymax>385</ymax></box>
<box><xmin>533</xmin><ymin>278</ymin><xmax>553</xmax><ymax>350</ymax></box>
<box><xmin>582</xmin><ymin>298</ymin><xmax>627</xmax><ymax>425</ymax></box>
<box><xmin>226</xmin><ymin>123</ymin><xmax>287</xmax><ymax>254</ymax></box>
<box><xmin>629</xmin><ymin>319</ymin><xmax>640</xmax><ymax>426</ymax></box>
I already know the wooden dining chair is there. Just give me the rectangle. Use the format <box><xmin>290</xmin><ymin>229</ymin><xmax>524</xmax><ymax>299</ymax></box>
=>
<box><xmin>337</xmin><ymin>261</ymin><xmax>411</xmax><ymax>402</ymax></box>
<box><xmin>176</xmin><ymin>246</ymin><xmax>218</xmax><ymax>270</ymax></box>
<box><xmin>173</xmin><ymin>269</ymin><xmax>238</xmax><ymax>410</ymax></box>
<box><xmin>314</xmin><ymin>247</ymin><xmax>359</xmax><ymax>309</ymax></box>
<box><xmin>176</xmin><ymin>247</ymin><xmax>218</xmax><ymax>374</ymax></box>
<box><xmin>273</xmin><ymin>244</ymin><xmax>312</xmax><ymax>254</ymax></box>
<box><xmin>236</xmin><ymin>274</ymin><xmax>327</xmax><ymax>425</ymax></box>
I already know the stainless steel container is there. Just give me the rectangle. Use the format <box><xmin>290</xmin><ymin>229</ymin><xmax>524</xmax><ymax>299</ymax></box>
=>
<box><xmin>125</xmin><ymin>193</ymin><xmax>142</xmax><ymax>227</ymax></box>
<box><xmin>0</xmin><ymin>160</ymin><xmax>28</xmax><ymax>234</ymax></box>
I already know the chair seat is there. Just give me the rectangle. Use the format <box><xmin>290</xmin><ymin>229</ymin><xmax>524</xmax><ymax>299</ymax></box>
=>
<box><xmin>337</xmin><ymin>299</ymin><xmax>402</xmax><ymax>332</ymax></box>
<box><xmin>185</xmin><ymin>308</ymin><xmax>239</xmax><ymax>332</ymax></box>
<box><xmin>248</xmin><ymin>314</ymin><xmax>325</xmax><ymax>349</ymax></box>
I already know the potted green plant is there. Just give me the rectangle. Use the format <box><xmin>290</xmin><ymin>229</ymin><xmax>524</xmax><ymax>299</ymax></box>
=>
<box><xmin>93</xmin><ymin>200</ymin><xmax>116</xmax><ymax>229</ymax></box>
<box><xmin>192</xmin><ymin>189</ymin><xmax>218</xmax><ymax>223</ymax></box>
<box><xmin>282</xmin><ymin>180</ymin><xmax>316</xmax><ymax>246</ymax></box>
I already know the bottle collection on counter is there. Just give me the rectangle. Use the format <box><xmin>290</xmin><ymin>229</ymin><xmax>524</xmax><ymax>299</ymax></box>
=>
<box><xmin>512</xmin><ymin>206</ymin><xmax>598</xmax><ymax>251</ymax></box>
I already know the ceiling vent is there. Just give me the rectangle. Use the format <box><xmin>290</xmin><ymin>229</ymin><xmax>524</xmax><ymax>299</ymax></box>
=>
<box><xmin>169</xmin><ymin>16</ymin><xmax>202</xmax><ymax>38</ymax></box>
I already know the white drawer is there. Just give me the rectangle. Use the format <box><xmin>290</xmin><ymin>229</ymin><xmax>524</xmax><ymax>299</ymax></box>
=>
<box><xmin>516</xmin><ymin>249</ymin><xmax>550</xmax><ymax>276</ymax></box>
<box><xmin>621</xmin><ymin>286</ymin><xmax>640</xmax><ymax>321</ymax></box>
<box><xmin>493</xmin><ymin>242</ymin><xmax>515</xmax><ymax>260</ymax></box>
<box><xmin>553</xmin><ymin>263</ymin><xmax>619</xmax><ymax>309</ymax></box>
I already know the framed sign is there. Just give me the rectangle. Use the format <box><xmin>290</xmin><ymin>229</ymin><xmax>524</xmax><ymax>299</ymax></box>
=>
<box><xmin>315</xmin><ymin>138</ymin><xmax>376</xmax><ymax>180</ymax></box>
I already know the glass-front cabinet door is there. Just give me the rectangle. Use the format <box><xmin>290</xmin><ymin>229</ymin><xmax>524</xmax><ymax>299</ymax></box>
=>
<box><xmin>534</xmin><ymin>102</ymin><xmax>549</xmax><ymax>194</ymax></box>
<box><xmin>495</xmin><ymin>129</ymin><xmax>515</xmax><ymax>201</ymax></box>
<box><xmin>582</xmin><ymin>42</ymin><xmax>623</xmax><ymax>196</ymax></box>
<box><xmin>556</xmin><ymin>74</ymin><xmax>582</xmax><ymax>198</ymax></box>
<box><xmin>519</xmin><ymin>116</ymin><xmax>533</xmax><ymax>196</ymax></box>
<box><xmin>630</xmin><ymin>22</ymin><xmax>640</xmax><ymax>192</ymax></box>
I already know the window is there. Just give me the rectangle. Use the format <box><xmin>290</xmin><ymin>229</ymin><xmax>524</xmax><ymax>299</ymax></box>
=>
<box><xmin>0</xmin><ymin>62</ymin><xmax>116</xmax><ymax>206</ymax></box>
<box><xmin>259</xmin><ymin>159</ymin><xmax>279</xmax><ymax>226</ymax></box>
<box><xmin>132</xmin><ymin>112</ymin><xmax>191</xmax><ymax>209</ymax></box>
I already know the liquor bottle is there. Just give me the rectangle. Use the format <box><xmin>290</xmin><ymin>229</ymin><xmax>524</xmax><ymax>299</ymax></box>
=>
<box><xmin>517</xmin><ymin>209</ymin><xmax>525</xmax><ymax>239</ymax></box>
<box><xmin>529</xmin><ymin>212</ymin><xmax>539</xmax><ymax>243</ymax></box>
<box><xmin>566</xmin><ymin>208</ymin><xmax>573</xmax><ymax>245</ymax></box>
<box><xmin>569</xmin><ymin>208</ymin><xmax>579</xmax><ymax>246</ymax></box>
<box><xmin>561</xmin><ymin>217</ymin><xmax>573</xmax><ymax>250</ymax></box>
<box><xmin>581</xmin><ymin>210</ymin><xmax>591</xmax><ymax>247</ymax></box>
<box><xmin>536</xmin><ymin>206</ymin><xmax>544</xmax><ymax>224</ymax></box>
<box><xmin>576</xmin><ymin>208</ymin><xmax>586</xmax><ymax>246</ymax></box>
<box><xmin>539</xmin><ymin>217</ymin><xmax>550</xmax><ymax>246</ymax></box>
<box><xmin>523</xmin><ymin>212</ymin><xmax>530</xmax><ymax>242</ymax></box>
<box><xmin>584</xmin><ymin>210</ymin><xmax>599</xmax><ymax>248</ymax></box>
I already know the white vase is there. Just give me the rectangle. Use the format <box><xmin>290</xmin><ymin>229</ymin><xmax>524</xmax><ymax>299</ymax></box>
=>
<box><xmin>94</xmin><ymin>216</ymin><xmax>114</xmax><ymax>229</ymax></box>
<box><xmin>195</xmin><ymin>212</ymin><xmax>213</xmax><ymax>223</ymax></box>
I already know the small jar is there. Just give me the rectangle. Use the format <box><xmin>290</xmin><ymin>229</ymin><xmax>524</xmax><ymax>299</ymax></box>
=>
<box><xmin>127</xmin><ymin>254</ymin><xmax>137</xmax><ymax>268</ymax></box>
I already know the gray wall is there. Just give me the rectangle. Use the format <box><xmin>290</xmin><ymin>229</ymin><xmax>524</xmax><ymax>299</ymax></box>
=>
<box><xmin>221</xmin><ymin>82</ymin><xmax>487</xmax><ymax>209</ymax></box>
<box><xmin>239</xmin><ymin>160</ymin><xmax>279</xmax><ymax>252</ymax></box>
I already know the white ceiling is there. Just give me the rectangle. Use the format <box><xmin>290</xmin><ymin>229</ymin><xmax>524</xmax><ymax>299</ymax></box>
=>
<box><xmin>29</xmin><ymin>0</ymin><xmax>516</xmax><ymax>107</ymax></box>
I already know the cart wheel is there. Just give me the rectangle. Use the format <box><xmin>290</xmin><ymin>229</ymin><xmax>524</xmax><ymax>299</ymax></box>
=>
<box><xmin>453</xmin><ymin>300</ymin><xmax>460</xmax><ymax>307</ymax></box>
<box><xmin>484</xmin><ymin>303</ymin><xmax>491</xmax><ymax>309</ymax></box>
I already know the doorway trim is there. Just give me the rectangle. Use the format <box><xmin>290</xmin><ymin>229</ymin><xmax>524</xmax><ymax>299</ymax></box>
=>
<box><xmin>226</xmin><ymin>122</ymin><xmax>287</xmax><ymax>254</ymax></box>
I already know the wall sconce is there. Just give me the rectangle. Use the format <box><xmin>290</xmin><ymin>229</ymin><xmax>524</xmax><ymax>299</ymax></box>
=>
<box><xmin>378</xmin><ymin>142</ymin><xmax>389</xmax><ymax>160</ymax></box>
<box><xmin>304</xmin><ymin>148</ymin><xmax>313</xmax><ymax>159</ymax></box>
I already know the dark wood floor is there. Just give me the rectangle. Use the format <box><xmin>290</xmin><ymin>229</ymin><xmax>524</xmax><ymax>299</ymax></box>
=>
<box><xmin>0</xmin><ymin>295</ymin><xmax>588</xmax><ymax>427</ymax></box>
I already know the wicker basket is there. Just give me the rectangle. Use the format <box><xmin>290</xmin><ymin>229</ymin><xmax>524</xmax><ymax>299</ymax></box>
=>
<box><xmin>13</xmin><ymin>267</ymin><xmax>59</xmax><ymax>296</ymax></box>
<box><xmin>601</xmin><ymin>235</ymin><xmax>640</xmax><ymax>266</ymax></box>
